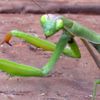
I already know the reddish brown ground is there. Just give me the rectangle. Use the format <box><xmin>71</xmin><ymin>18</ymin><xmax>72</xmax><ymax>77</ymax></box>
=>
<box><xmin>0</xmin><ymin>14</ymin><xmax>99</xmax><ymax>100</ymax></box>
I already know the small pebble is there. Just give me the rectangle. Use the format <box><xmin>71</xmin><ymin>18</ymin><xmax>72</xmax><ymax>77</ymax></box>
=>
<box><xmin>7</xmin><ymin>94</ymin><xmax>15</xmax><ymax>100</ymax></box>
<box><xmin>85</xmin><ymin>94</ymin><xmax>93</xmax><ymax>98</ymax></box>
<box><xmin>0</xmin><ymin>44</ymin><xmax>3</xmax><ymax>47</ymax></box>
<box><xmin>40</xmin><ymin>93</ymin><xmax>46</xmax><ymax>96</ymax></box>
<box><xmin>88</xmin><ymin>95</ymin><xmax>93</xmax><ymax>98</ymax></box>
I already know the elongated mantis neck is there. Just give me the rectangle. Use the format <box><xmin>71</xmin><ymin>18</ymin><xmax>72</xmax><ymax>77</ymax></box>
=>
<box><xmin>62</xmin><ymin>17</ymin><xmax>100</xmax><ymax>44</ymax></box>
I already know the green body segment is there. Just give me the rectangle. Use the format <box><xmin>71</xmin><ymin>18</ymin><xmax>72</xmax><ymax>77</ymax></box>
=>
<box><xmin>92</xmin><ymin>80</ymin><xmax>100</xmax><ymax>100</ymax></box>
<box><xmin>42</xmin><ymin>32</ymin><xmax>69</xmax><ymax>75</ymax></box>
<box><xmin>10</xmin><ymin>30</ymin><xmax>80</xmax><ymax>58</ymax></box>
<box><xmin>0</xmin><ymin>59</ymin><xmax>44</xmax><ymax>77</ymax></box>
<box><xmin>62</xmin><ymin>17</ymin><xmax>100</xmax><ymax>44</ymax></box>
<box><xmin>95</xmin><ymin>80</ymin><xmax>100</xmax><ymax>84</ymax></box>
<box><xmin>63</xmin><ymin>38</ymin><xmax>81</xmax><ymax>58</ymax></box>
<box><xmin>11</xmin><ymin>30</ymin><xmax>55</xmax><ymax>51</ymax></box>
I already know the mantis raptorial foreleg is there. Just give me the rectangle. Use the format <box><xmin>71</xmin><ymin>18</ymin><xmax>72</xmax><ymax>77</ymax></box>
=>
<box><xmin>0</xmin><ymin>31</ymin><xmax>69</xmax><ymax>76</ymax></box>
<box><xmin>0</xmin><ymin>30</ymin><xmax>80</xmax><ymax>58</ymax></box>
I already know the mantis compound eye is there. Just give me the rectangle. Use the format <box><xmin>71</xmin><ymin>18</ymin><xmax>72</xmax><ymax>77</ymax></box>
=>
<box><xmin>56</xmin><ymin>19</ymin><xmax>64</xmax><ymax>31</ymax></box>
<box><xmin>40</xmin><ymin>14</ymin><xmax>55</xmax><ymax>27</ymax></box>
<box><xmin>40</xmin><ymin>15</ymin><xmax>48</xmax><ymax>25</ymax></box>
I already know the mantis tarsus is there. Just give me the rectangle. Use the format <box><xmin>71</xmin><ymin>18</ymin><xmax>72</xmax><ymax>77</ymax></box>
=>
<box><xmin>0</xmin><ymin>14</ymin><xmax>100</xmax><ymax>100</ymax></box>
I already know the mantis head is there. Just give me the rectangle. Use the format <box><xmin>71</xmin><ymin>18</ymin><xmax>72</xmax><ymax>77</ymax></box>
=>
<box><xmin>40</xmin><ymin>14</ymin><xmax>64</xmax><ymax>37</ymax></box>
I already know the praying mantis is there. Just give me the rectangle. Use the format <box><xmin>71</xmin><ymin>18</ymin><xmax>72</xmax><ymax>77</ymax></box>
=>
<box><xmin>0</xmin><ymin>14</ymin><xmax>99</xmax><ymax>100</ymax></box>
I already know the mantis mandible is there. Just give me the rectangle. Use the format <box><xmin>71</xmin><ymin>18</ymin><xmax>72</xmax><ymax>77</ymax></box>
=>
<box><xmin>0</xmin><ymin>14</ymin><xmax>100</xmax><ymax>100</ymax></box>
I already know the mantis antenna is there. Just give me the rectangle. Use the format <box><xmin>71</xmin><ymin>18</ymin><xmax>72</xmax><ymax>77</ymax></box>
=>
<box><xmin>32</xmin><ymin>0</ymin><xmax>50</xmax><ymax>18</ymax></box>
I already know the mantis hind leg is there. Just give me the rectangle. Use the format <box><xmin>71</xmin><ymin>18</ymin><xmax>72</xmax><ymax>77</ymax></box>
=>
<box><xmin>92</xmin><ymin>80</ymin><xmax>100</xmax><ymax>100</ymax></box>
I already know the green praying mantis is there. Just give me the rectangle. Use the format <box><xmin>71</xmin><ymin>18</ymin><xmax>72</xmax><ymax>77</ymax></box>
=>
<box><xmin>0</xmin><ymin>14</ymin><xmax>100</xmax><ymax>100</ymax></box>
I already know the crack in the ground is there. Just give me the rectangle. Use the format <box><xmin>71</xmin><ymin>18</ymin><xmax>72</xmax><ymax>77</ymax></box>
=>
<box><xmin>0</xmin><ymin>1</ymin><xmax>100</xmax><ymax>14</ymax></box>
<box><xmin>0</xmin><ymin>90</ymin><xmax>33</xmax><ymax>96</ymax></box>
